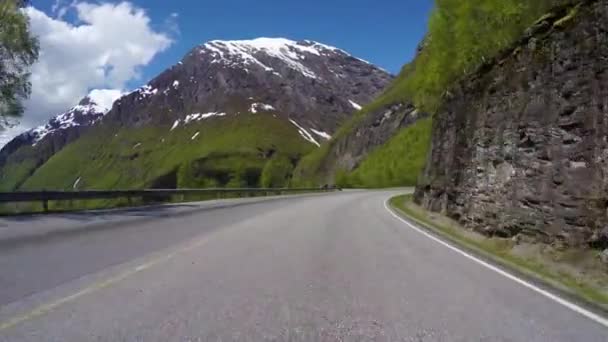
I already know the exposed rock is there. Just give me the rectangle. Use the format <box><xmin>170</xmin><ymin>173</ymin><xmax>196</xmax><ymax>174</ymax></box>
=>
<box><xmin>589</xmin><ymin>227</ymin><xmax>608</xmax><ymax>249</ymax></box>
<box><xmin>293</xmin><ymin>35</ymin><xmax>431</xmax><ymax>185</ymax></box>
<box><xmin>415</xmin><ymin>0</ymin><xmax>608</xmax><ymax>247</ymax></box>
<box><xmin>107</xmin><ymin>38</ymin><xmax>392</xmax><ymax>134</ymax></box>
<box><xmin>293</xmin><ymin>100</ymin><xmax>428</xmax><ymax>185</ymax></box>
<box><xmin>600</xmin><ymin>249</ymin><xmax>608</xmax><ymax>265</ymax></box>
<box><xmin>320</xmin><ymin>103</ymin><xmax>428</xmax><ymax>181</ymax></box>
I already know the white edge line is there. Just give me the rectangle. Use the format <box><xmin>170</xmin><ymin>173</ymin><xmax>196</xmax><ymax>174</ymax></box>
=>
<box><xmin>383</xmin><ymin>198</ymin><xmax>608</xmax><ymax>329</ymax></box>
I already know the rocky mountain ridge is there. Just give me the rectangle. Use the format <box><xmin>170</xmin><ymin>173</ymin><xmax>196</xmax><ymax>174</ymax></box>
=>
<box><xmin>105</xmin><ymin>37</ymin><xmax>391</xmax><ymax>135</ymax></box>
<box><xmin>0</xmin><ymin>94</ymin><xmax>119</xmax><ymax>190</ymax></box>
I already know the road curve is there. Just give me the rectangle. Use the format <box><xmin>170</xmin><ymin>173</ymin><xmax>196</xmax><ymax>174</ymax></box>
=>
<box><xmin>0</xmin><ymin>190</ymin><xmax>606</xmax><ymax>341</ymax></box>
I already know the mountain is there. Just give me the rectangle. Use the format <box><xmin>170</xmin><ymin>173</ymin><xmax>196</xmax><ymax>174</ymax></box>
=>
<box><xmin>106</xmin><ymin>38</ymin><xmax>390</xmax><ymax>132</ymax></box>
<box><xmin>0</xmin><ymin>93</ymin><xmax>119</xmax><ymax>191</ymax></box>
<box><xmin>415</xmin><ymin>0</ymin><xmax>608</xmax><ymax>248</ymax></box>
<box><xmin>0</xmin><ymin>38</ymin><xmax>392</xmax><ymax>191</ymax></box>
<box><xmin>291</xmin><ymin>41</ymin><xmax>431</xmax><ymax>188</ymax></box>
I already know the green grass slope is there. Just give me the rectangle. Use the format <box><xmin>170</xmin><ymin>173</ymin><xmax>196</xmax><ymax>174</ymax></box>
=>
<box><xmin>291</xmin><ymin>65</ymin><xmax>417</xmax><ymax>187</ymax></box>
<box><xmin>294</xmin><ymin>0</ymin><xmax>567</xmax><ymax>188</ymax></box>
<box><xmin>335</xmin><ymin>117</ymin><xmax>432</xmax><ymax>188</ymax></box>
<box><xmin>0</xmin><ymin>154</ymin><xmax>39</xmax><ymax>191</ymax></box>
<box><xmin>0</xmin><ymin>140</ymin><xmax>64</xmax><ymax>191</ymax></box>
<box><xmin>22</xmin><ymin>113</ymin><xmax>314</xmax><ymax>190</ymax></box>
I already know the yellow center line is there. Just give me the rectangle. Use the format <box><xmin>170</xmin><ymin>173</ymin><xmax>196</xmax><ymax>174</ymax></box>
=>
<box><xmin>0</xmin><ymin>236</ymin><xmax>210</xmax><ymax>332</ymax></box>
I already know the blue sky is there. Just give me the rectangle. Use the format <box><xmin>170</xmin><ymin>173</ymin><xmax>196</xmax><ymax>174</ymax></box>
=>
<box><xmin>0</xmin><ymin>0</ymin><xmax>433</xmax><ymax>145</ymax></box>
<box><xmin>42</xmin><ymin>0</ymin><xmax>433</xmax><ymax>83</ymax></box>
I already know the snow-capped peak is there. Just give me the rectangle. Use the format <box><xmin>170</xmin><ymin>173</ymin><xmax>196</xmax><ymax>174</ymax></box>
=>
<box><xmin>28</xmin><ymin>90</ymin><xmax>122</xmax><ymax>146</ymax></box>
<box><xmin>199</xmin><ymin>37</ymin><xmax>353</xmax><ymax>79</ymax></box>
<box><xmin>207</xmin><ymin>38</ymin><xmax>341</xmax><ymax>56</ymax></box>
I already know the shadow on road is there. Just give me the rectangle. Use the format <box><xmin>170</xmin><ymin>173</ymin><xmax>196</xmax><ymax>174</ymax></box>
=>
<box><xmin>0</xmin><ymin>203</ymin><xmax>201</xmax><ymax>223</ymax></box>
<box><xmin>0</xmin><ymin>196</ymin><xmax>304</xmax><ymax>251</ymax></box>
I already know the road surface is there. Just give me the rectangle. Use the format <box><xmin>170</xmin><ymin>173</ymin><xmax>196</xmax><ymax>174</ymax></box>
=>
<box><xmin>0</xmin><ymin>190</ymin><xmax>606</xmax><ymax>341</ymax></box>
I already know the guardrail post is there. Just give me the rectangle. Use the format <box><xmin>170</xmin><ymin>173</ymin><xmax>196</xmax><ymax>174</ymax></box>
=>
<box><xmin>42</xmin><ymin>190</ymin><xmax>49</xmax><ymax>213</ymax></box>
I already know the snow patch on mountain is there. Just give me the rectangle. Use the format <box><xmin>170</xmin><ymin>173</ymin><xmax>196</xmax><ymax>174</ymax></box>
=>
<box><xmin>200</xmin><ymin>38</ymin><xmax>353</xmax><ymax>80</ymax></box>
<box><xmin>289</xmin><ymin>119</ymin><xmax>320</xmax><ymax>147</ymax></box>
<box><xmin>184</xmin><ymin>112</ymin><xmax>226</xmax><ymax>123</ymax></box>
<box><xmin>133</xmin><ymin>85</ymin><xmax>158</xmax><ymax>101</ymax></box>
<box><xmin>349</xmin><ymin>100</ymin><xmax>363</xmax><ymax>111</ymax></box>
<box><xmin>29</xmin><ymin>91</ymin><xmax>122</xmax><ymax>146</ymax></box>
<box><xmin>249</xmin><ymin>103</ymin><xmax>276</xmax><ymax>114</ymax></box>
<box><xmin>171</xmin><ymin>112</ymin><xmax>227</xmax><ymax>131</ymax></box>
<box><xmin>310</xmin><ymin>128</ymin><xmax>332</xmax><ymax>140</ymax></box>
<box><xmin>204</xmin><ymin>41</ymin><xmax>275</xmax><ymax>73</ymax></box>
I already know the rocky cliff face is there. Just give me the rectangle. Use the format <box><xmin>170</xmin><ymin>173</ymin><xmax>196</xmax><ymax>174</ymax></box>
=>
<box><xmin>415</xmin><ymin>0</ymin><xmax>608</xmax><ymax>248</ymax></box>
<box><xmin>316</xmin><ymin>102</ymin><xmax>427</xmax><ymax>183</ymax></box>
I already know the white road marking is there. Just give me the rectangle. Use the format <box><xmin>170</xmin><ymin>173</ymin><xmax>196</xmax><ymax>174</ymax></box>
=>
<box><xmin>384</xmin><ymin>198</ymin><xmax>608</xmax><ymax>329</ymax></box>
<box><xmin>0</xmin><ymin>236</ymin><xmax>211</xmax><ymax>332</ymax></box>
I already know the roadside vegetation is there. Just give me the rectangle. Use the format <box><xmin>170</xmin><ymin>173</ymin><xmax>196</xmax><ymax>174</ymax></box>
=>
<box><xmin>296</xmin><ymin>0</ymin><xmax>570</xmax><ymax>188</ymax></box>
<box><xmin>403</xmin><ymin>0</ymin><xmax>565</xmax><ymax>113</ymax></box>
<box><xmin>0</xmin><ymin>0</ymin><xmax>39</xmax><ymax>125</ymax></box>
<box><xmin>390</xmin><ymin>195</ymin><xmax>608</xmax><ymax>310</ymax></box>
<box><xmin>336</xmin><ymin>117</ymin><xmax>432</xmax><ymax>188</ymax></box>
<box><xmin>0</xmin><ymin>188</ymin><xmax>325</xmax><ymax>215</ymax></box>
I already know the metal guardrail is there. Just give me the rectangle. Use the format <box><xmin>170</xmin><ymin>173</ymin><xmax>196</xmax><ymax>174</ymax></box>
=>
<box><xmin>0</xmin><ymin>188</ymin><xmax>338</xmax><ymax>212</ymax></box>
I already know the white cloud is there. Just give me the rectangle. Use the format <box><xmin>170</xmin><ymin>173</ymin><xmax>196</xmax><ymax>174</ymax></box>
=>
<box><xmin>1</xmin><ymin>1</ymin><xmax>174</xmax><ymax>146</ymax></box>
<box><xmin>164</xmin><ymin>12</ymin><xmax>180</xmax><ymax>36</ymax></box>
<box><xmin>51</xmin><ymin>0</ymin><xmax>65</xmax><ymax>14</ymax></box>
<box><xmin>0</xmin><ymin>126</ymin><xmax>22</xmax><ymax>148</ymax></box>
<box><xmin>87</xmin><ymin>89</ymin><xmax>124</xmax><ymax>112</ymax></box>
<box><xmin>51</xmin><ymin>0</ymin><xmax>74</xmax><ymax>19</ymax></box>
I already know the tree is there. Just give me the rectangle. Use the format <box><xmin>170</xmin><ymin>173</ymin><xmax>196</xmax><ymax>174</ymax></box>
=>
<box><xmin>0</xmin><ymin>0</ymin><xmax>39</xmax><ymax>128</ymax></box>
<box><xmin>261</xmin><ymin>155</ymin><xmax>294</xmax><ymax>188</ymax></box>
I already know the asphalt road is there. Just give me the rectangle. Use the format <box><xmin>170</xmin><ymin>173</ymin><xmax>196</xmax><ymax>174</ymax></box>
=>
<box><xmin>0</xmin><ymin>190</ymin><xmax>606</xmax><ymax>341</ymax></box>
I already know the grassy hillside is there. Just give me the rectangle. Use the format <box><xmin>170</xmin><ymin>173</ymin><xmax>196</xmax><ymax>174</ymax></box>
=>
<box><xmin>21</xmin><ymin>114</ymin><xmax>314</xmax><ymax>191</ymax></box>
<box><xmin>404</xmin><ymin>0</ymin><xmax>564</xmax><ymax>112</ymax></box>
<box><xmin>0</xmin><ymin>155</ymin><xmax>39</xmax><ymax>191</ymax></box>
<box><xmin>294</xmin><ymin>0</ymin><xmax>566</xmax><ymax>188</ymax></box>
<box><xmin>290</xmin><ymin>65</ymin><xmax>414</xmax><ymax>187</ymax></box>
<box><xmin>336</xmin><ymin>117</ymin><xmax>432</xmax><ymax>188</ymax></box>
